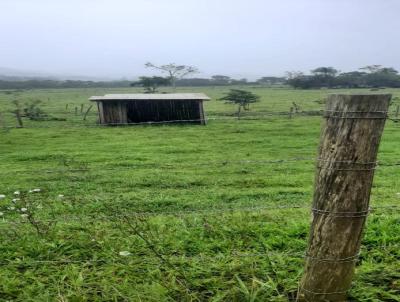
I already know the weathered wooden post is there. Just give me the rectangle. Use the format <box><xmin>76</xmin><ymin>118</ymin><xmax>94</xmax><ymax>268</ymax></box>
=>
<box><xmin>395</xmin><ymin>105</ymin><xmax>399</xmax><ymax>118</ymax></box>
<box><xmin>80</xmin><ymin>104</ymin><xmax>84</xmax><ymax>114</ymax></box>
<box><xmin>74</xmin><ymin>106</ymin><xmax>78</xmax><ymax>116</ymax></box>
<box><xmin>297</xmin><ymin>94</ymin><xmax>391</xmax><ymax>301</ymax></box>
<box><xmin>289</xmin><ymin>107</ymin><xmax>294</xmax><ymax>119</ymax></box>
<box><xmin>83</xmin><ymin>105</ymin><xmax>93</xmax><ymax>121</ymax></box>
<box><xmin>15</xmin><ymin>109</ymin><xmax>23</xmax><ymax>128</ymax></box>
<box><xmin>0</xmin><ymin>111</ymin><xmax>6</xmax><ymax>131</ymax></box>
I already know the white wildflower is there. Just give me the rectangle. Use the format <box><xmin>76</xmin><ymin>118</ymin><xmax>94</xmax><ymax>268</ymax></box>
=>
<box><xmin>21</xmin><ymin>214</ymin><xmax>28</xmax><ymax>218</ymax></box>
<box><xmin>8</xmin><ymin>206</ymin><xmax>15</xmax><ymax>210</ymax></box>
<box><xmin>0</xmin><ymin>212</ymin><xmax>3</xmax><ymax>216</ymax></box>
<box><xmin>21</xmin><ymin>208</ymin><xmax>28</xmax><ymax>212</ymax></box>
<box><xmin>0</xmin><ymin>194</ymin><xmax>5</xmax><ymax>200</ymax></box>
<box><xmin>119</xmin><ymin>251</ymin><xmax>131</xmax><ymax>256</ymax></box>
<box><xmin>28</xmin><ymin>190</ymin><xmax>33</xmax><ymax>193</ymax></box>
<box><xmin>58</xmin><ymin>194</ymin><xmax>64</xmax><ymax>198</ymax></box>
<box><xmin>14</xmin><ymin>191</ymin><xmax>20</xmax><ymax>195</ymax></box>
<box><xmin>12</xmin><ymin>198</ymin><xmax>20</xmax><ymax>203</ymax></box>
<box><xmin>32</xmin><ymin>188</ymin><xmax>41</xmax><ymax>193</ymax></box>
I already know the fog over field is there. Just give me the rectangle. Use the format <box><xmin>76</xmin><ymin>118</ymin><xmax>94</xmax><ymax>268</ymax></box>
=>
<box><xmin>0</xmin><ymin>0</ymin><xmax>399</xmax><ymax>79</ymax></box>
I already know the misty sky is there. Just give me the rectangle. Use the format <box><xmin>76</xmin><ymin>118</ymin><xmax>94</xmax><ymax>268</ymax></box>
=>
<box><xmin>1</xmin><ymin>0</ymin><xmax>399</xmax><ymax>79</ymax></box>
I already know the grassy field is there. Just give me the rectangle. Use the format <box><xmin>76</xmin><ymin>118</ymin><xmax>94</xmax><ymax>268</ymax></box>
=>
<box><xmin>0</xmin><ymin>86</ymin><xmax>399</xmax><ymax>301</ymax></box>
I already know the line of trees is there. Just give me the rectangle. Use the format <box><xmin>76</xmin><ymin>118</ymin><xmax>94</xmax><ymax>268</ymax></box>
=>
<box><xmin>286</xmin><ymin>65</ymin><xmax>400</xmax><ymax>89</ymax></box>
<box><xmin>1</xmin><ymin>64</ymin><xmax>400</xmax><ymax>90</ymax></box>
<box><xmin>0</xmin><ymin>80</ymin><xmax>132</xmax><ymax>90</ymax></box>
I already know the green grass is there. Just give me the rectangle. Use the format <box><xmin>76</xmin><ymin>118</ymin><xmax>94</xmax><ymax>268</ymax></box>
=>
<box><xmin>0</xmin><ymin>86</ymin><xmax>399</xmax><ymax>301</ymax></box>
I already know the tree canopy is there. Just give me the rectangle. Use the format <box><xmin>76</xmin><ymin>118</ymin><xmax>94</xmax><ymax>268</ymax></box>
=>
<box><xmin>131</xmin><ymin>76</ymin><xmax>170</xmax><ymax>93</ymax></box>
<box><xmin>219</xmin><ymin>89</ymin><xmax>260</xmax><ymax>118</ymax></box>
<box><xmin>287</xmin><ymin>66</ymin><xmax>400</xmax><ymax>89</ymax></box>
<box><xmin>145</xmin><ymin>62</ymin><xmax>198</xmax><ymax>88</ymax></box>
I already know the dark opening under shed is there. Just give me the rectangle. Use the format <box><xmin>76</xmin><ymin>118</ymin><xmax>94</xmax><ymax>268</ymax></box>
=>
<box><xmin>90</xmin><ymin>93</ymin><xmax>210</xmax><ymax>125</ymax></box>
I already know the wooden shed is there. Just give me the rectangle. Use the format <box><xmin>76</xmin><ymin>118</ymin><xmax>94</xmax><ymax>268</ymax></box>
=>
<box><xmin>89</xmin><ymin>93</ymin><xmax>210</xmax><ymax>125</ymax></box>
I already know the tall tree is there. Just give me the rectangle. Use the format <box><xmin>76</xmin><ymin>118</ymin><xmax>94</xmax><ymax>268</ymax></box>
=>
<box><xmin>211</xmin><ymin>75</ymin><xmax>231</xmax><ymax>85</ymax></box>
<box><xmin>145</xmin><ymin>62</ymin><xmax>198</xmax><ymax>88</ymax></box>
<box><xmin>311</xmin><ymin>67</ymin><xmax>338</xmax><ymax>77</ymax></box>
<box><xmin>359</xmin><ymin>65</ymin><xmax>383</xmax><ymax>73</ymax></box>
<box><xmin>256</xmin><ymin>76</ymin><xmax>285</xmax><ymax>85</ymax></box>
<box><xmin>131</xmin><ymin>76</ymin><xmax>170</xmax><ymax>93</ymax></box>
<box><xmin>219</xmin><ymin>89</ymin><xmax>260</xmax><ymax>119</ymax></box>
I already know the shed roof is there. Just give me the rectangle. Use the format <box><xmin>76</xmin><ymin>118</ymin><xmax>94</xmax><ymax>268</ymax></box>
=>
<box><xmin>89</xmin><ymin>93</ymin><xmax>210</xmax><ymax>101</ymax></box>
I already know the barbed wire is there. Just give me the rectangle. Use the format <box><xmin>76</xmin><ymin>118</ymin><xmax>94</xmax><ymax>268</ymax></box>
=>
<box><xmin>1</xmin><ymin>242</ymin><xmax>398</xmax><ymax>267</ymax></box>
<box><xmin>0</xmin><ymin>204</ymin><xmax>398</xmax><ymax>226</ymax></box>
<box><xmin>1</xmin><ymin>110</ymin><xmax>399</xmax><ymax>129</ymax></box>
<box><xmin>0</xmin><ymin>158</ymin><xmax>398</xmax><ymax>175</ymax></box>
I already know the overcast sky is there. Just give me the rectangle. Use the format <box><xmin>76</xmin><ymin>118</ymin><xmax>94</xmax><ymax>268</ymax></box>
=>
<box><xmin>0</xmin><ymin>0</ymin><xmax>399</xmax><ymax>79</ymax></box>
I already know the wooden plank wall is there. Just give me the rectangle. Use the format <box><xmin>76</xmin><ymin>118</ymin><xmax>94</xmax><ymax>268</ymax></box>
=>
<box><xmin>99</xmin><ymin>100</ymin><xmax>206</xmax><ymax>125</ymax></box>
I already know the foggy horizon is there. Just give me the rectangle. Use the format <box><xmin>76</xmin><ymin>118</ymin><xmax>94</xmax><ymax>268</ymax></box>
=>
<box><xmin>1</xmin><ymin>0</ymin><xmax>399</xmax><ymax>80</ymax></box>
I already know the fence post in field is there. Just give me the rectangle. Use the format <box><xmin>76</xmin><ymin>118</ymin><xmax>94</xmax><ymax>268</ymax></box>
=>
<box><xmin>80</xmin><ymin>104</ymin><xmax>84</xmax><ymax>114</ymax></box>
<box><xmin>75</xmin><ymin>106</ymin><xmax>78</xmax><ymax>116</ymax></box>
<box><xmin>289</xmin><ymin>107</ymin><xmax>294</xmax><ymax>119</ymax></box>
<box><xmin>83</xmin><ymin>105</ymin><xmax>93</xmax><ymax>121</ymax></box>
<box><xmin>396</xmin><ymin>105</ymin><xmax>399</xmax><ymax>118</ymax></box>
<box><xmin>297</xmin><ymin>94</ymin><xmax>391</xmax><ymax>301</ymax></box>
<box><xmin>0</xmin><ymin>111</ymin><xmax>7</xmax><ymax>131</ymax></box>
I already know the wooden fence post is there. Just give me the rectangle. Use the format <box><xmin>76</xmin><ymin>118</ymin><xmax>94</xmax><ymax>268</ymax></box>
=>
<box><xmin>395</xmin><ymin>105</ymin><xmax>399</xmax><ymax>118</ymax></box>
<box><xmin>83</xmin><ymin>105</ymin><xmax>93</xmax><ymax>121</ymax></box>
<box><xmin>297</xmin><ymin>94</ymin><xmax>391</xmax><ymax>301</ymax></box>
<box><xmin>14</xmin><ymin>109</ymin><xmax>24</xmax><ymax>128</ymax></box>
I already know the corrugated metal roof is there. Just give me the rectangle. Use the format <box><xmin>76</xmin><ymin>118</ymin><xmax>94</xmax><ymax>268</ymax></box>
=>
<box><xmin>89</xmin><ymin>93</ymin><xmax>210</xmax><ymax>101</ymax></box>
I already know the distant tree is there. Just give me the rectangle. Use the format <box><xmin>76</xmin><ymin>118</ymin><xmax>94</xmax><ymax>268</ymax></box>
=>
<box><xmin>285</xmin><ymin>71</ymin><xmax>304</xmax><ymax>80</ymax></box>
<box><xmin>145</xmin><ymin>62</ymin><xmax>198</xmax><ymax>88</ymax></box>
<box><xmin>256</xmin><ymin>76</ymin><xmax>285</xmax><ymax>85</ymax></box>
<box><xmin>131</xmin><ymin>76</ymin><xmax>170</xmax><ymax>93</ymax></box>
<box><xmin>311</xmin><ymin>67</ymin><xmax>338</xmax><ymax>77</ymax></box>
<box><xmin>175</xmin><ymin>78</ymin><xmax>212</xmax><ymax>86</ymax></box>
<box><xmin>230</xmin><ymin>78</ymin><xmax>248</xmax><ymax>85</ymax></box>
<box><xmin>359</xmin><ymin>65</ymin><xmax>383</xmax><ymax>74</ymax></box>
<box><xmin>336</xmin><ymin>71</ymin><xmax>367</xmax><ymax>88</ymax></box>
<box><xmin>211</xmin><ymin>75</ymin><xmax>231</xmax><ymax>85</ymax></box>
<box><xmin>219</xmin><ymin>89</ymin><xmax>260</xmax><ymax>119</ymax></box>
<box><xmin>379</xmin><ymin>67</ymin><xmax>398</xmax><ymax>75</ymax></box>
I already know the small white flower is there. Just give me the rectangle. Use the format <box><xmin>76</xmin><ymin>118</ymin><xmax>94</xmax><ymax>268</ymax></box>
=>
<box><xmin>0</xmin><ymin>212</ymin><xmax>4</xmax><ymax>216</ymax></box>
<box><xmin>8</xmin><ymin>206</ymin><xmax>15</xmax><ymax>210</ymax></box>
<box><xmin>32</xmin><ymin>189</ymin><xmax>41</xmax><ymax>193</ymax></box>
<box><xmin>21</xmin><ymin>214</ymin><xmax>28</xmax><ymax>218</ymax></box>
<box><xmin>0</xmin><ymin>194</ymin><xmax>5</xmax><ymax>200</ymax></box>
<box><xmin>119</xmin><ymin>251</ymin><xmax>131</xmax><ymax>256</ymax></box>
<box><xmin>21</xmin><ymin>208</ymin><xmax>28</xmax><ymax>212</ymax></box>
<box><xmin>58</xmin><ymin>194</ymin><xmax>64</xmax><ymax>198</ymax></box>
<box><xmin>12</xmin><ymin>198</ymin><xmax>20</xmax><ymax>203</ymax></box>
<box><xmin>28</xmin><ymin>190</ymin><xmax>33</xmax><ymax>193</ymax></box>
<box><xmin>14</xmin><ymin>191</ymin><xmax>20</xmax><ymax>195</ymax></box>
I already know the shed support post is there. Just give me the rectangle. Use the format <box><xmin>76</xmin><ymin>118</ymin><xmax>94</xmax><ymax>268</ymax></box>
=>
<box><xmin>97</xmin><ymin>102</ymin><xmax>105</xmax><ymax>124</ymax></box>
<box><xmin>118</xmin><ymin>102</ymin><xmax>127</xmax><ymax>124</ymax></box>
<box><xmin>199</xmin><ymin>100</ymin><xmax>206</xmax><ymax>125</ymax></box>
<box><xmin>297</xmin><ymin>94</ymin><xmax>391</xmax><ymax>301</ymax></box>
